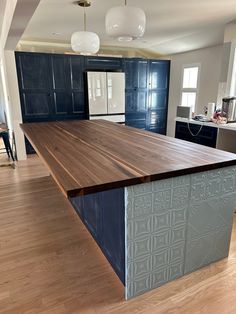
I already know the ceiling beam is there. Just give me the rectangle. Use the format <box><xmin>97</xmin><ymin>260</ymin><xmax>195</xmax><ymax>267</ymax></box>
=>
<box><xmin>5</xmin><ymin>0</ymin><xmax>41</xmax><ymax>50</ymax></box>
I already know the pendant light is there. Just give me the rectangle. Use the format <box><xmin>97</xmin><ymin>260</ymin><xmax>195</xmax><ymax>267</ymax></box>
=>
<box><xmin>71</xmin><ymin>0</ymin><xmax>100</xmax><ymax>55</ymax></box>
<box><xmin>105</xmin><ymin>0</ymin><xmax>146</xmax><ymax>42</ymax></box>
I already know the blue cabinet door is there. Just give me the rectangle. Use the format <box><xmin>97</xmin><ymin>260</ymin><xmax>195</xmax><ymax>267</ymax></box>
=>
<box><xmin>50</xmin><ymin>55</ymin><xmax>71</xmax><ymax>119</ymax></box>
<box><xmin>70</xmin><ymin>188</ymin><xmax>125</xmax><ymax>284</ymax></box>
<box><xmin>85</xmin><ymin>56</ymin><xmax>123</xmax><ymax>71</ymax></box>
<box><xmin>175</xmin><ymin>121</ymin><xmax>217</xmax><ymax>148</ymax></box>
<box><xmin>147</xmin><ymin>60</ymin><xmax>170</xmax><ymax>134</ymax></box>
<box><xmin>82</xmin><ymin>193</ymin><xmax>101</xmax><ymax>241</ymax></box>
<box><xmin>16</xmin><ymin>52</ymin><xmax>53</xmax><ymax>122</ymax></box>
<box><xmin>68</xmin><ymin>56</ymin><xmax>86</xmax><ymax>118</ymax></box>
<box><xmin>124</xmin><ymin>59</ymin><xmax>148</xmax><ymax>129</ymax></box>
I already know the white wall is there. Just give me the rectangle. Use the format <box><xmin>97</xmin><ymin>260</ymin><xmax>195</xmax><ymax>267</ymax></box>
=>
<box><xmin>0</xmin><ymin>0</ymin><xmax>40</xmax><ymax>160</ymax></box>
<box><xmin>167</xmin><ymin>45</ymin><xmax>223</xmax><ymax>137</ymax></box>
<box><xmin>4</xmin><ymin>51</ymin><xmax>26</xmax><ymax>160</ymax></box>
<box><xmin>0</xmin><ymin>73</ymin><xmax>5</xmax><ymax>122</ymax></box>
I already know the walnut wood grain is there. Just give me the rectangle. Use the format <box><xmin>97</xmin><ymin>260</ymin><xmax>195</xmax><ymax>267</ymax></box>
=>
<box><xmin>21</xmin><ymin>120</ymin><xmax>236</xmax><ymax>197</ymax></box>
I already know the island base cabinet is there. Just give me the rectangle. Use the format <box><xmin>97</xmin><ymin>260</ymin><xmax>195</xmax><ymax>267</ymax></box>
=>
<box><xmin>70</xmin><ymin>188</ymin><xmax>125</xmax><ymax>284</ymax></box>
<box><xmin>70</xmin><ymin>166</ymin><xmax>236</xmax><ymax>300</ymax></box>
<box><xmin>175</xmin><ymin>121</ymin><xmax>218</xmax><ymax>148</ymax></box>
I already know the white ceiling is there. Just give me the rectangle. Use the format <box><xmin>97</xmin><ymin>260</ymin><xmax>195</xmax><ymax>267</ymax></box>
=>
<box><xmin>21</xmin><ymin>0</ymin><xmax>236</xmax><ymax>55</ymax></box>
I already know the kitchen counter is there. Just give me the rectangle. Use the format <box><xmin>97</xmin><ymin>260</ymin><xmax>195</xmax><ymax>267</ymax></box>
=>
<box><xmin>21</xmin><ymin>120</ymin><xmax>236</xmax><ymax>197</ymax></box>
<box><xmin>175</xmin><ymin>117</ymin><xmax>236</xmax><ymax>131</ymax></box>
<box><xmin>175</xmin><ymin>118</ymin><xmax>236</xmax><ymax>153</ymax></box>
<box><xmin>21</xmin><ymin>120</ymin><xmax>236</xmax><ymax>300</ymax></box>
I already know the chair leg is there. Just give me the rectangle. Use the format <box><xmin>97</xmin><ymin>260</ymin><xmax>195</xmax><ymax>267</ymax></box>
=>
<box><xmin>2</xmin><ymin>133</ymin><xmax>14</xmax><ymax>161</ymax></box>
<box><xmin>2</xmin><ymin>136</ymin><xmax>10</xmax><ymax>157</ymax></box>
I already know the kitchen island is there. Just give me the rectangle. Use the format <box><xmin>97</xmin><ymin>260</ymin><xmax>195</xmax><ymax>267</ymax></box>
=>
<box><xmin>21</xmin><ymin>120</ymin><xmax>236</xmax><ymax>299</ymax></box>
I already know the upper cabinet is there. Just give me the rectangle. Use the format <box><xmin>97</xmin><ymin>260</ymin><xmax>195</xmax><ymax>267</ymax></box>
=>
<box><xmin>124</xmin><ymin>59</ymin><xmax>148</xmax><ymax>90</ymax></box>
<box><xmin>85</xmin><ymin>56</ymin><xmax>123</xmax><ymax>71</ymax></box>
<box><xmin>18</xmin><ymin>53</ymin><xmax>50</xmax><ymax>90</ymax></box>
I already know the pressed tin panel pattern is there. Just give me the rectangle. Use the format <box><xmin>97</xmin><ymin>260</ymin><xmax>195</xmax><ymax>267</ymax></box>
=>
<box><xmin>125</xmin><ymin>166</ymin><xmax>236</xmax><ymax>299</ymax></box>
<box><xmin>185</xmin><ymin>166</ymin><xmax>236</xmax><ymax>274</ymax></box>
<box><xmin>125</xmin><ymin>174</ymin><xmax>190</xmax><ymax>299</ymax></box>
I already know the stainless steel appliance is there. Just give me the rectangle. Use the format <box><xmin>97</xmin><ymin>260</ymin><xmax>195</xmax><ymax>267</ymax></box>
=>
<box><xmin>86</xmin><ymin>71</ymin><xmax>125</xmax><ymax>123</ymax></box>
<box><xmin>222</xmin><ymin>97</ymin><xmax>236</xmax><ymax>122</ymax></box>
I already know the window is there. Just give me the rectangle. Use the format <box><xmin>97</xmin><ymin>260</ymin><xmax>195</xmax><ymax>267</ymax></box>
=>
<box><xmin>181</xmin><ymin>65</ymin><xmax>199</xmax><ymax>113</ymax></box>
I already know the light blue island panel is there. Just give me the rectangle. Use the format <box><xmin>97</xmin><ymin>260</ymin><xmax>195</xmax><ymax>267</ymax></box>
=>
<box><xmin>125</xmin><ymin>166</ymin><xmax>236</xmax><ymax>299</ymax></box>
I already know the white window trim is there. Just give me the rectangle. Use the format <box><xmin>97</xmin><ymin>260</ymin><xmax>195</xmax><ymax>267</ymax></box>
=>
<box><xmin>180</xmin><ymin>63</ymin><xmax>201</xmax><ymax>114</ymax></box>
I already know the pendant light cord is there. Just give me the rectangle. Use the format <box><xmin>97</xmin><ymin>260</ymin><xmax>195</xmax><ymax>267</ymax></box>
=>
<box><xmin>125</xmin><ymin>0</ymin><xmax>127</xmax><ymax>5</ymax></box>
<box><xmin>84</xmin><ymin>5</ymin><xmax>87</xmax><ymax>31</ymax></box>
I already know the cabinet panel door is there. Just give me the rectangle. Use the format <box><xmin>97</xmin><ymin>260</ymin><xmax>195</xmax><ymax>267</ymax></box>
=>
<box><xmin>124</xmin><ymin>59</ymin><xmax>148</xmax><ymax>89</ymax></box>
<box><xmin>70</xmin><ymin>56</ymin><xmax>84</xmax><ymax>90</ymax></box>
<box><xmin>125</xmin><ymin>90</ymin><xmax>137</xmax><ymax>113</ymax></box>
<box><xmin>72</xmin><ymin>92</ymin><xmax>86</xmax><ymax>115</ymax></box>
<box><xmin>85</xmin><ymin>56</ymin><xmax>123</xmax><ymax>71</ymax></box>
<box><xmin>101</xmin><ymin>189</ymin><xmax>125</xmax><ymax>283</ymax></box>
<box><xmin>149</xmin><ymin>90</ymin><xmax>168</xmax><ymax>110</ymax></box>
<box><xmin>137</xmin><ymin>60</ymin><xmax>148</xmax><ymax>89</ymax></box>
<box><xmin>83</xmin><ymin>194</ymin><xmax>101</xmax><ymax>241</ymax></box>
<box><xmin>147</xmin><ymin>109</ymin><xmax>167</xmax><ymax>134</ymax></box>
<box><xmin>51</xmin><ymin>56</ymin><xmax>68</xmax><ymax>89</ymax></box>
<box><xmin>125</xmin><ymin>112</ymin><xmax>147</xmax><ymax>129</ymax></box>
<box><xmin>52</xmin><ymin>92</ymin><xmax>71</xmax><ymax>116</ymax></box>
<box><xmin>175</xmin><ymin>122</ymin><xmax>217</xmax><ymax>148</ymax></box>
<box><xmin>149</xmin><ymin>61</ymin><xmax>169</xmax><ymax>89</ymax></box>
<box><xmin>124</xmin><ymin>59</ymin><xmax>149</xmax><ymax>126</ymax></box>
<box><xmin>137</xmin><ymin>91</ymin><xmax>148</xmax><ymax>112</ymax></box>
<box><xmin>147</xmin><ymin>60</ymin><xmax>170</xmax><ymax>134</ymax></box>
<box><xmin>21</xmin><ymin>92</ymin><xmax>52</xmax><ymax>119</ymax></box>
<box><xmin>124</xmin><ymin>59</ymin><xmax>138</xmax><ymax>89</ymax></box>
<box><xmin>18</xmin><ymin>53</ymin><xmax>50</xmax><ymax>90</ymax></box>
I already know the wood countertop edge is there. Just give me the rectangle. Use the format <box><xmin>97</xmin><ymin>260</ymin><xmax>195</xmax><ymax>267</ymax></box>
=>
<box><xmin>20</xmin><ymin>124</ymin><xmax>69</xmax><ymax>198</ymax></box>
<box><xmin>67</xmin><ymin>160</ymin><xmax>236</xmax><ymax>198</ymax></box>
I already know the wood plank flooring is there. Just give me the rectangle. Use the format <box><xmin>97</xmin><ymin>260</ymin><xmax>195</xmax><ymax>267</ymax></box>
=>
<box><xmin>1</xmin><ymin>156</ymin><xmax>236</xmax><ymax>314</ymax></box>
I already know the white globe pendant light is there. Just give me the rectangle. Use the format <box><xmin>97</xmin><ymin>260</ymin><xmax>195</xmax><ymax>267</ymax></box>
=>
<box><xmin>105</xmin><ymin>0</ymin><xmax>146</xmax><ymax>41</ymax></box>
<box><xmin>71</xmin><ymin>0</ymin><xmax>100</xmax><ymax>55</ymax></box>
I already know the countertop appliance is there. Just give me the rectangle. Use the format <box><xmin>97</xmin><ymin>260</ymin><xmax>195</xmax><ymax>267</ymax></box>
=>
<box><xmin>222</xmin><ymin>97</ymin><xmax>236</xmax><ymax>123</ymax></box>
<box><xmin>86</xmin><ymin>71</ymin><xmax>125</xmax><ymax>123</ymax></box>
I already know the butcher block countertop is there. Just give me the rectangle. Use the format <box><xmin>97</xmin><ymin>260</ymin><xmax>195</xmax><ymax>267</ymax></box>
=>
<box><xmin>21</xmin><ymin>120</ymin><xmax>236</xmax><ymax>197</ymax></box>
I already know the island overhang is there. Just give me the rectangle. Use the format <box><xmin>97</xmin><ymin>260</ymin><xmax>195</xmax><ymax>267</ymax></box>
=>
<box><xmin>20</xmin><ymin>119</ymin><xmax>236</xmax><ymax>198</ymax></box>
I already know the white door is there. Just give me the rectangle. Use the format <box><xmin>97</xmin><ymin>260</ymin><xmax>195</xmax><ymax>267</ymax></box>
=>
<box><xmin>107</xmin><ymin>72</ymin><xmax>125</xmax><ymax>114</ymax></box>
<box><xmin>87</xmin><ymin>72</ymin><xmax>107</xmax><ymax>115</ymax></box>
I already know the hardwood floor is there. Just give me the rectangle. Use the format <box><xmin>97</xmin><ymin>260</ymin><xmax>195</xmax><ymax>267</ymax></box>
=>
<box><xmin>0</xmin><ymin>156</ymin><xmax>236</xmax><ymax>314</ymax></box>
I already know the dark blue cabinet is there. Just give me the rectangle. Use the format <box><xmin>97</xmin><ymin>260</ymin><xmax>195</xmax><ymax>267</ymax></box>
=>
<box><xmin>147</xmin><ymin>60</ymin><xmax>170</xmax><ymax>134</ymax></box>
<box><xmin>85</xmin><ymin>56</ymin><xmax>123</xmax><ymax>71</ymax></box>
<box><xmin>124</xmin><ymin>59</ymin><xmax>149</xmax><ymax>129</ymax></box>
<box><xmin>124</xmin><ymin>58</ymin><xmax>170</xmax><ymax>133</ymax></box>
<box><xmin>70</xmin><ymin>188</ymin><xmax>125</xmax><ymax>284</ymax></box>
<box><xmin>15</xmin><ymin>52</ymin><xmax>170</xmax><ymax>153</ymax></box>
<box><xmin>175</xmin><ymin>121</ymin><xmax>217</xmax><ymax>148</ymax></box>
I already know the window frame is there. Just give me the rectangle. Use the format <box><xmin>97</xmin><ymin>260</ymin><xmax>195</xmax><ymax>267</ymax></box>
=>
<box><xmin>180</xmin><ymin>63</ymin><xmax>201</xmax><ymax>114</ymax></box>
